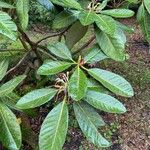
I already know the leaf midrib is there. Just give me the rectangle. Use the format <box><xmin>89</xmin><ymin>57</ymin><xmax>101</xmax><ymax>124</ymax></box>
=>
<box><xmin>51</xmin><ymin>101</ymin><xmax>65</xmax><ymax>149</ymax></box>
<box><xmin>96</xmin><ymin>15</ymin><xmax>111</xmax><ymax>33</ymax></box>
<box><xmin>0</xmin><ymin>79</ymin><xmax>18</xmax><ymax>96</ymax></box>
<box><xmin>76</xmin><ymin>102</ymin><xmax>99</xmax><ymax>133</ymax></box>
<box><xmin>89</xmin><ymin>69</ymin><xmax>127</xmax><ymax>95</ymax></box>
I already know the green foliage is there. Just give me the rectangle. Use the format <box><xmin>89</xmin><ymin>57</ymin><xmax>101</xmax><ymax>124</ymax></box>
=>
<box><xmin>39</xmin><ymin>101</ymin><xmax>68</xmax><ymax>150</ymax></box>
<box><xmin>85</xmin><ymin>91</ymin><xmax>127</xmax><ymax>113</ymax></box>
<box><xmin>101</xmin><ymin>9</ymin><xmax>134</xmax><ymax>18</ymax></box>
<box><xmin>84</xmin><ymin>44</ymin><xmax>108</xmax><ymax>64</ymax></box>
<box><xmin>37</xmin><ymin>60</ymin><xmax>73</xmax><ymax>75</ymax></box>
<box><xmin>137</xmin><ymin>2</ymin><xmax>150</xmax><ymax>44</ymax></box>
<box><xmin>68</xmin><ymin>66</ymin><xmax>87</xmax><ymax>101</ymax></box>
<box><xmin>52</xmin><ymin>10</ymin><xmax>79</xmax><ymax>29</ymax></box>
<box><xmin>0</xmin><ymin>11</ymin><xmax>17</xmax><ymax>40</ymax></box>
<box><xmin>0</xmin><ymin>59</ymin><xmax>9</xmax><ymax>81</ymax></box>
<box><xmin>0</xmin><ymin>75</ymin><xmax>26</xmax><ymax>97</ymax></box>
<box><xmin>47</xmin><ymin>42</ymin><xmax>73</xmax><ymax>61</ymax></box>
<box><xmin>95</xmin><ymin>27</ymin><xmax>126</xmax><ymax>61</ymax></box>
<box><xmin>16</xmin><ymin>0</ymin><xmax>29</xmax><ymax>30</ymax></box>
<box><xmin>0</xmin><ymin>103</ymin><xmax>21</xmax><ymax>150</ymax></box>
<box><xmin>88</xmin><ymin>68</ymin><xmax>133</xmax><ymax>97</ymax></box>
<box><xmin>0</xmin><ymin>1</ymin><xmax>14</xmax><ymax>8</ymax></box>
<box><xmin>16</xmin><ymin>88</ymin><xmax>57</xmax><ymax>109</ymax></box>
<box><xmin>1</xmin><ymin>0</ymin><xmax>146</xmax><ymax>149</ymax></box>
<box><xmin>50</xmin><ymin>0</ymin><xmax>82</xmax><ymax>10</ymax></box>
<box><xmin>29</xmin><ymin>0</ymin><xmax>55</xmax><ymax>25</ymax></box>
<box><xmin>74</xmin><ymin>102</ymin><xmax>110</xmax><ymax>147</ymax></box>
<box><xmin>0</xmin><ymin>61</ymin><xmax>25</xmax><ymax>150</ymax></box>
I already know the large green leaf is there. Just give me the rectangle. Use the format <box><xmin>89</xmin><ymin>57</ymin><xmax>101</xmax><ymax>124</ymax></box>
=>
<box><xmin>50</xmin><ymin>0</ymin><xmax>82</xmax><ymax>10</ymax></box>
<box><xmin>37</xmin><ymin>60</ymin><xmax>73</xmax><ymax>75</ymax></box>
<box><xmin>96</xmin><ymin>27</ymin><xmax>126</xmax><ymax>61</ymax></box>
<box><xmin>65</xmin><ymin>21</ymin><xmax>88</xmax><ymax>49</ymax></box>
<box><xmin>79</xmin><ymin>10</ymin><xmax>95</xmax><ymax>26</ymax></box>
<box><xmin>0</xmin><ymin>103</ymin><xmax>21</xmax><ymax>150</ymax></box>
<box><xmin>39</xmin><ymin>101</ymin><xmax>68</xmax><ymax>150</ymax></box>
<box><xmin>16</xmin><ymin>0</ymin><xmax>29</xmax><ymax>30</ymax></box>
<box><xmin>73</xmin><ymin>102</ymin><xmax>110</xmax><ymax>148</ymax></box>
<box><xmin>0</xmin><ymin>75</ymin><xmax>26</xmax><ymax>97</ymax></box>
<box><xmin>142</xmin><ymin>9</ymin><xmax>150</xmax><ymax>43</ymax></box>
<box><xmin>87</xmin><ymin>79</ymin><xmax>108</xmax><ymax>93</ymax></box>
<box><xmin>75</xmin><ymin>102</ymin><xmax>105</xmax><ymax>127</ymax></box>
<box><xmin>137</xmin><ymin>4</ymin><xmax>150</xmax><ymax>44</ymax></box>
<box><xmin>101</xmin><ymin>9</ymin><xmax>134</xmax><ymax>18</ymax></box>
<box><xmin>0</xmin><ymin>1</ymin><xmax>14</xmax><ymax>8</ymax></box>
<box><xmin>116</xmin><ymin>21</ymin><xmax>134</xmax><ymax>33</ymax></box>
<box><xmin>85</xmin><ymin>91</ymin><xmax>126</xmax><ymax>113</ymax></box>
<box><xmin>95</xmin><ymin>14</ymin><xmax>116</xmax><ymax>35</ymax></box>
<box><xmin>137</xmin><ymin>3</ymin><xmax>145</xmax><ymax>23</ymax></box>
<box><xmin>84</xmin><ymin>44</ymin><xmax>108</xmax><ymax>64</ymax></box>
<box><xmin>68</xmin><ymin>67</ymin><xmax>87</xmax><ymax>101</ymax></box>
<box><xmin>0</xmin><ymin>92</ymin><xmax>20</xmax><ymax>110</ymax></box>
<box><xmin>137</xmin><ymin>3</ymin><xmax>146</xmax><ymax>37</ymax></box>
<box><xmin>47</xmin><ymin>42</ymin><xmax>73</xmax><ymax>61</ymax></box>
<box><xmin>0</xmin><ymin>59</ymin><xmax>9</xmax><ymax>81</ymax></box>
<box><xmin>16</xmin><ymin>88</ymin><xmax>57</xmax><ymax>109</ymax></box>
<box><xmin>88</xmin><ymin>68</ymin><xmax>134</xmax><ymax>97</ymax></box>
<box><xmin>0</xmin><ymin>11</ymin><xmax>17</xmax><ymax>40</ymax></box>
<box><xmin>52</xmin><ymin>10</ymin><xmax>79</xmax><ymax>29</ymax></box>
<box><xmin>144</xmin><ymin>0</ymin><xmax>150</xmax><ymax>14</ymax></box>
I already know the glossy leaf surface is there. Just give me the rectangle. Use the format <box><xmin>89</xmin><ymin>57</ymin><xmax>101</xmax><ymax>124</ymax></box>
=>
<box><xmin>39</xmin><ymin>101</ymin><xmax>68</xmax><ymax>150</ymax></box>
<box><xmin>0</xmin><ymin>75</ymin><xmax>26</xmax><ymax>97</ymax></box>
<box><xmin>88</xmin><ymin>68</ymin><xmax>134</xmax><ymax>97</ymax></box>
<box><xmin>48</xmin><ymin>42</ymin><xmax>73</xmax><ymax>61</ymax></box>
<box><xmin>95</xmin><ymin>14</ymin><xmax>116</xmax><ymax>35</ymax></box>
<box><xmin>0</xmin><ymin>11</ymin><xmax>17</xmax><ymax>40</ymax></box>
<box><xmin>52</xmin><ymin>10</ymin><xmax>79</xmax><ymax>29</ymax></box>
<box><xmin>101</xmin><ymin>9</ymin><xmax>134</xmax><ymax>18</ymax></box>
<box><xmin>68</xmin><ymin>67</ymin><xmax>87</xmax><ymax>101</ymax></box>
<box><xmin>50</xmin><ymin>0</ymin><xmax>82</xmax><ymax>10</ymax></box>
<box><xmin>16</xmin><ymin>88</ymin><xmax>57</xmax><ymax>109</ymax></box>
<box><xmin>79</xmin><ymin>10</ymin><xmax>95</xmax><ymax>26</ymax></box>
<box><xmin>0</xmin><ymin>103</ymin><xmax>21</xmax><ymax>150</ymax></box>
<box><xmin>16</xmin><ymin>0</ymin><xmax>29</xmax><ymax>30</ymax></box>
<box><xmin>74</xmin><ymin>102</ymin><xmax>110</xmax><ymax>148</ymax></box>
<box><xmin>144</xmin><ymin>0</ymin><xmax>150</xmax><ymax>14</ymax></box>
<box><xmin>84</xmin><ymin>44</ymin><xmax>108</xmax><ymax>63</ymax></box>
<box><xmin>96</xmin><ymin>28</ymin><xmax>126</xmax><ymax>61</ymax></box>
<box><xmin>37</xmin><ymin>60</ymin><xmax>73</xmax><ymax>75</ymax></box>
<box><xmin>85</xmin><ymin>91</ymin><xmax>127</xmax><ymax>113</ymax></box>
<box><xmin>0</xmin><ymin>59</ymin><xmax>9</xmax><ymax>81</ymax></box>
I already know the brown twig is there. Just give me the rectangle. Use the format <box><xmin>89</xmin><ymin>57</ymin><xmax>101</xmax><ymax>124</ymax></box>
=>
<box><xmin>5</xmin><ymin>51</ymin><xmax>30</xmax><ymax>76</ymax></box>
<box><xmin>38</xmin><ymin>49</ymin><xmax>56</xmax><ymax>60</ymax></box>
<box><xmin>19</xmin><ymin>37</ymin><xmax>29</xmax><ymax>51</ymax></box>
<box><xmin>18</xmin><ymin>27</ymin><xmax>35</xmax><ymax>47</ymax></box>
<box><xmin>35</xmin><ymin>27</ymin><xmax>70</xmax><ymax>45</ymax></box>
